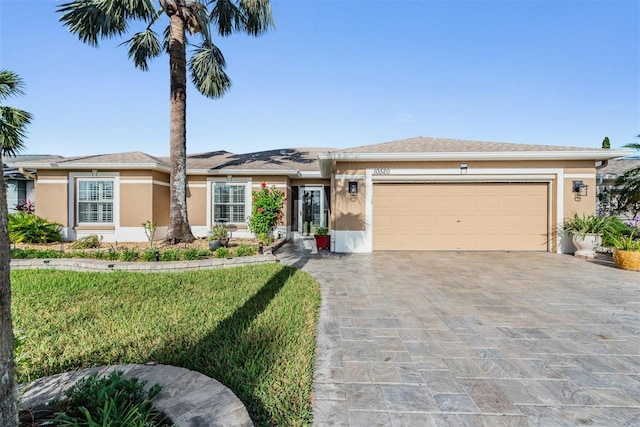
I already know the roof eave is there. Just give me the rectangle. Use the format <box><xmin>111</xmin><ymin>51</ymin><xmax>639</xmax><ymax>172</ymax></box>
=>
<box><xmin>207</xmin><ymin>168</ymin><xmax>302</xmax><ymax>178</ymax></box>
<box><xmin>322</xmin><ymin>150</ymin><xmax>633</xmax><ymax>162</ymax></box>
<box><xmin>14</xmin><ymin>162</ymin><xmax>171</xmax><ymax>172</ymax></box>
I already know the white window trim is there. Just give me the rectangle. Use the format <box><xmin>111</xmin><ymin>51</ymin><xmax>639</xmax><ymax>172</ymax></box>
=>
<box><xmin>69</xmin><ymin>172</ymin><xmax>120</xmax><ymax>228</ymax></box>
<box><xmin>206</xmin><ymin>177</ymin><xmax>252</xmax><ymax>229</ymax></box>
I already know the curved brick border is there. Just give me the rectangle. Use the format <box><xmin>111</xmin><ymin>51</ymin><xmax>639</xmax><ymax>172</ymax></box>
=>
<box><xmin>18</xmin><ymin>364</ymin><xmax>253</xmax><ymax>427</ymax></box>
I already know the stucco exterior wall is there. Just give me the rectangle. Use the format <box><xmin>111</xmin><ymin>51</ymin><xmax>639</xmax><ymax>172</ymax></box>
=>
<box><xmin>34</xmin><ymin>170</ymin><xmax>68</xmax><ymax>226</ymax></box>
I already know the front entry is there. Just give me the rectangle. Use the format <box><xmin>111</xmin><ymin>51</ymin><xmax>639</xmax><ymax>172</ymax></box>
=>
<box><xmin>295</xmin><ymin>186</ymin><xmax>327</xmax><ymax>235</ymax></box>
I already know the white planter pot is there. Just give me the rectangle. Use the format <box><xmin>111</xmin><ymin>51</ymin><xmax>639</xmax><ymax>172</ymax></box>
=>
<box><xmin>572</xmin><ymin>234</ymin><xmax>601</xmax><ymax>259</ymax></box>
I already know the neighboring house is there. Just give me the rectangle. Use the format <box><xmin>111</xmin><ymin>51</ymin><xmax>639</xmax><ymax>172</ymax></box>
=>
<box><xmin>3</xmin><ymin>154</ymin><xmax>63</xmax><ymax>213</ymax></box>
<box><xmin>15</xmin><ymin>137</ymin><xmax>629</xmax><ymax>253</ymax></box>
<box><xmin>596</xmin><ymin>157</ymin><xmax>640</xmax><ymax>218</ymax></box>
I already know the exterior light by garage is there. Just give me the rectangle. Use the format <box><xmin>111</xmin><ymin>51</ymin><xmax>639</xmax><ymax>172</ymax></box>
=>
<box><xmin>348</xmin><ymin>181</ymin><xmax>358</xmax><ymax>197</ymax></box>
<box><xmin>572</xmin><ymin>180</ymin><xmax>588</xmax><ymax>197</ymax></box>
<box><xmin>460</xmin><ymin>163</ymin><xmax>468</xmax><ymax>174</ymax></box>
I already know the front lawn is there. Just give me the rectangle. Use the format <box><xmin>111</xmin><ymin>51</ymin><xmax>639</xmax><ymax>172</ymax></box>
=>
<box><xmin>12</xmin><ymin>264</ymin><xmax>320</xmax><ymax>426</ymax></box>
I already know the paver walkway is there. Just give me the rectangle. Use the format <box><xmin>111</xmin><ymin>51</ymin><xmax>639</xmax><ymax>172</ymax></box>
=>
<box><xmin>276</xmin><ymin>243</ymin><xmax>640</xmax><ymax>426</ymax></box>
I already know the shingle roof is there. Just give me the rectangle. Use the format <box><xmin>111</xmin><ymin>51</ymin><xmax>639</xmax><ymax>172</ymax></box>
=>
<box><xmin>337</xmin><ymin>136</ymin><xmax>601</xmax><ymax>154</ymax></box>
<box><xmin>15</xmin><ymin>152</ymin><xmax>169</xmax><ymax>167</ymax></box>
<box><xmin>180</xmin><ymin>147</ymin><xmax>335</xmax><ymax>172</ymax></box>
<box><xmin>597</xmin><ymin>158</ymin><xmax>640</xmax><ymax>177</ymax></box>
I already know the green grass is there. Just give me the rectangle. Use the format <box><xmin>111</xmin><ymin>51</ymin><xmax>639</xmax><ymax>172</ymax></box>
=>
<box><xmin>11</xmin><ymin>264</ymin><xmax>321</xmax><ymax>426</ymax></box>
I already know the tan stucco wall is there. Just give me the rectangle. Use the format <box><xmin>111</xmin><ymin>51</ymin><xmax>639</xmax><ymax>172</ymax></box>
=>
<box><xmin>120</xmin><ymin>183</ymin><xmax>153</xmax><ymax>226</ymax></box>
<box><xmin>153</xmin><ymin>184</ymin><xmax>170</xmax><ymax>226</ymax></box>
<box><xmin>34</xmin><ymin>171</ymin><xmax>68</xmax><ymax>226</ymax></box>
<box><xmin>332</xmin><ymin>177</ymin><xmax>366</xmax><ymax>231</ymax></box>
<box><xmin>563</xmin><ymin>177</ymin><xmax>597</xmax><ymax>218</ymax></box>
<box><xmin>187</xmin><ymin>177</ymin><xmax>207</xmax><ymax>227</ymax></box>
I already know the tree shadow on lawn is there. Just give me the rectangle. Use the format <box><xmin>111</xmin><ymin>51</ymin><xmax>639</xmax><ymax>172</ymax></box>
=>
<box><xmin>149</xmin><ymin>264</ymin><xmax>309</xmax><ymax>426</ymax></box>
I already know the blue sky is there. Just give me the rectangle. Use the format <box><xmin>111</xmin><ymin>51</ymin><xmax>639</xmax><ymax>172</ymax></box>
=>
<box><xmin>1</xmin><ymin>0</ymin><xmax>638</xmax><ymax>157</ymax></box>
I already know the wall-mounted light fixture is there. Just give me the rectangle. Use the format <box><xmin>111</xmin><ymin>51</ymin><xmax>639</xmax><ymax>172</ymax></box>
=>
<box><xmin>572</xmin><ymin>180</ymin><xmax>588</xmax><ymax>197</ymax></box>
<box><xmin>348</xmin><ymin>181</ymin><xmax>358</xmax><ymax>197</ymax></box>
<box><xmin>460</xmin><ymin>163</ymin><xmax>468</xmax><ymax>175</ymax></box>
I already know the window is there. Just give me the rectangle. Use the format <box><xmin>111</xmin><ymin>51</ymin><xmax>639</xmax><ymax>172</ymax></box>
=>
<box><xmin>77</xmin><ymin>179</ymin><xmax>114</xmax><ymax>223</ymax></box>
<box><xmin>213</xmin><ymin>183</ymin><xmax>246</xmax><ymax>223</ymax></box>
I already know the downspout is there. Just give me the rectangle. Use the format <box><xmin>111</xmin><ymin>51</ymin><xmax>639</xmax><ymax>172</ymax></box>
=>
<box><xmin>595</xmin><ymin>159</ymin><xmax>608</xmax><ymax>170</ymax></box>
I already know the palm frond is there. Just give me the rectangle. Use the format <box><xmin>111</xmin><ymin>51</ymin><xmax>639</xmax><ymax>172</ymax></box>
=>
<box><xmin>240</xmin><ymin>0</ymin><xmax>274</xmax><ymax>36</ymax></box>
<box><xmin>122</xmin><ymin>29</ymin><xmax>162</xmax><ymax>71</ymax></box>
<box><xmin>210</xmin><ymin>0</ymin><xmax>245</xmax><ymax>36</ymax></box>
<box><xmin>614</xmin><ymin>167</ymin><xmax>640</xmax><ymax>214</ymax></box>
<box><xmin>0</xmin><ymin>106</ymin><xmax>32</xmax><ymax>156</ymax></box>
<box><xmin>0</xmin><ymin>69</ymin><xmax>26</xmax><ymax>100</ymax></box>
<box><xmin>623</xmin><ymin>143</ymin><xmax>640</xmax><ymax>150</ymax></box>
<box><xmin>189</xmin><ymin>43</ymin><xmax>231</xmax><ymax>98</ymax></box>
<box><xmin>57</xmin><ymin>0</ymin><xmax>157</xmax><ymax>47</ymax></box>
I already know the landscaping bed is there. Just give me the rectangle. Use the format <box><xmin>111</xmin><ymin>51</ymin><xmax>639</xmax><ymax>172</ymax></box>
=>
<box><xmin>11</xmin><ymin>238</ymin><xmax>281</xmax><ymax>262</ymax></box>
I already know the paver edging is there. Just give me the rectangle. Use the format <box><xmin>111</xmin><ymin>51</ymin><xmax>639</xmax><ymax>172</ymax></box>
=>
<box><xmin>18</xmin><ymin>364</ymin><xmax>253</xmax><ymax>427</ymax></box>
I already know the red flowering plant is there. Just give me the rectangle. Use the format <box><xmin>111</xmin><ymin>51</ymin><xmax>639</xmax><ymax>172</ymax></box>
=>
<box><xmin>247</xmin><ymin>182</ymin><xmax>286</xmax><ymax>241</ymax></box>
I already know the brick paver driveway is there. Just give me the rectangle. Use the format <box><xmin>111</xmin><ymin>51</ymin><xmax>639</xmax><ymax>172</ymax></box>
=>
<box><xmin>277</xmin><ymin>245</ymin><xmax>640</xmax><ymax>426</ymax></box>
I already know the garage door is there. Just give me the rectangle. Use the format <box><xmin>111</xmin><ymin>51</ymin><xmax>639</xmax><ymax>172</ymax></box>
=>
<box><xmin>373</xmin><ymin>183</ymin><xmax>548</xmax><ymax>251</ymax></box>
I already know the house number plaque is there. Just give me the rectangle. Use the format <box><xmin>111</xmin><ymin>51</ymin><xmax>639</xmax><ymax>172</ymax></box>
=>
<box><xmin>373</xmin><ymin>168</ymin><xmax>391</xmax><ymax>175</ymax></box>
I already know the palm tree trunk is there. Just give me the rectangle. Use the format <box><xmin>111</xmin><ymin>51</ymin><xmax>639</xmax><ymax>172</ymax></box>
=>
<box><xmin>0</xmin><ymin>151</ymin><xmax>17</xmax><ymax>426</ymax></box>
<box><xmin>166</xmin><ymin>13</ymin><xmax>195</xmax><ymax>244</ymax></box>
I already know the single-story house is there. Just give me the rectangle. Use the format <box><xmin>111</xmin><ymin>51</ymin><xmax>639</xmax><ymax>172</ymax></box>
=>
<box><xmin>15</xmin><ymin>137</ymin><xmax>629</xmax><ymax>253</ymax></box>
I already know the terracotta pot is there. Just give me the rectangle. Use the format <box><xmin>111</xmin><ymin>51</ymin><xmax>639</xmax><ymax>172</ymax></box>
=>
<box><xmin>572</xmin><ymin>234</ymin><xmax>601</xmax><ymax>259</ymax></box>
<box><xmin>314</xmin><ymin>235</ymin><xmax>330</xmax><ymax>250</ymax></box>
<box><xmin>613</xmin><ymin>249</ymin><xmax>640</xmax><ymax>271</ymax></box>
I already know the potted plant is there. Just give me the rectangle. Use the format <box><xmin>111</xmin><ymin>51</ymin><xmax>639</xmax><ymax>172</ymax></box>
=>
<box><xmin>314</xmin><ymin>227</ymin><xmax>330</xmax><ymax>250</ymax></box>
<box><xmin>608</xmin><ymin>231</ymin><xmax>640</xmax><ymax>271</ymax></box>
<box><xmin>561</xmin><ymin>213</ymin><xmax>612</xmax><ymax>258</ymax></box>
<box><xmin>208</xmin><ymin>224</ymin><xmax>229</xmax><ymax>251</ymax></box>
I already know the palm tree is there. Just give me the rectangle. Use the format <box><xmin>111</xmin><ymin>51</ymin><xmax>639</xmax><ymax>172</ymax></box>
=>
<box><xmin>58</xmin><ymin>0</ymin><xmax>273</xmax><ymax>243</ymax></box>
<box><xmin>0</xmin><ymin>69</ymin><xmax>33</xmax><ymax>426</ymax></box>
<box><xmin>612</xmin><ymin>136</ymin><xmax>640</xmax><ymax>218</ymax></box>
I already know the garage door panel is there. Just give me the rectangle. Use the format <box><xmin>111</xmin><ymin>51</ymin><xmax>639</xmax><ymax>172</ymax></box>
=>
<box><xmin>373</xmin><ymin>183</ymin><xmax>548</xmax><ymax>251</ymax></box>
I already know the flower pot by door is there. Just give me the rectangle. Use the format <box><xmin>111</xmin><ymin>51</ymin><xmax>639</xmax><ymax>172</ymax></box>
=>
<box><xmin>613</xmin><ymin>249</ymin><xmax>640</xmax><ymax>271</ymax></box>
<box><xmin>572</xmin><ymin>234</ymin><xmax>601</xmax><ymax>259</ymax></box>
<box><xmin>314</xmin><ymin>235</ymin><xmax>330</xmax><ymax>250</ymax></box>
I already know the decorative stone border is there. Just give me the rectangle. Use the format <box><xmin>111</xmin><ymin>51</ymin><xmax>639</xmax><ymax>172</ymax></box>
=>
<box><xmin>10</xmin><ymin>239</ymin><xmax>289</xmax><ymax>272</ymax></box>
<box><xmin>18</xmin><ymin>364</ymin><xmax>253</xmax><ymax>427</ymax></box>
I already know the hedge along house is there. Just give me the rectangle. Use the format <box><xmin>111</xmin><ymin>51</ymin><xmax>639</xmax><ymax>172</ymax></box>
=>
<box><xmin>17</xmin><ymin>137</ymin><xmax>628</xmax><ymax>253</ymax></box>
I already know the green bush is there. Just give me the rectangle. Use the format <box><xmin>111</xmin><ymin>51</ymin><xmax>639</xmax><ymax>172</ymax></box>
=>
<box><xmin>10</xmin><ymin>248</ymin><xmax>63</xmax><ymax>259</ymax></box>
<box><xmin>51</xmin><ymin>371</ymin><xmax>167</xmax><ymax>426</ymax></box>
<box><xmin>247</xmin><ymin>182</ymin><xmax>285</xmax><ymax>239</ymax></box>
<box><xmin>215</xmin><ymin>247</ymin><xmax>231</xmax><ymax>258</ymax></box>
<box><xmin>235</xmin><ymin>244</ymin><xmax>257</xmax><ymax>257</ymax></box>
<box><xmin>140</xmin><ymin>249</ymin><xmax>158</xmax><ymax>262</ymax></box>
<box><xmin>70</xmin><ymin>235</ymin><xmax>101</xmax><ymax>249</ymax></box>
<box><xmin>8</xmin><ymin>212</ymin><xmax>62</xmax><ymax>243</ymax></box>
<box><xmin>180</xmin><ymin>248</ymin><xmax>208</xmax><ymax>260</ymax></box>
<box><xmin>160</xmin><ymin>249</ymin><xmax>179</xmax><ymax>261</ymax></box>
<box><xmin>119</xmin><ymin>249</ymin><xmax>139</xmax><ymax>262</ymax></box>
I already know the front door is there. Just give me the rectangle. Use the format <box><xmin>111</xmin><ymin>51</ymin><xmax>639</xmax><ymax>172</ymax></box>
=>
<box><xmin>298</xmin><ymin>187</ymin><xmax>324</xmax><ymax>235</ymax></box>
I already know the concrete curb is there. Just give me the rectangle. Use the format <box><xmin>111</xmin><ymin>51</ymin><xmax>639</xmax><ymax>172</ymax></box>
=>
<box><xmin>18</xmin><ymin>364</ymin><xmax>253</xmax><ymax>427</ymax></box>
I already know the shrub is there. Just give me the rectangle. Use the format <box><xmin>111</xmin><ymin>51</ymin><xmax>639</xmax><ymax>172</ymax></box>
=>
<box><xmin>15</xmin><ymin>200</ymin><xmax>35</xmax><ymax>214</ymax></box>
<box><xmin>8</xmin><ymin>212</ymin><xmax>62</xmax><ymax>243</ymax></box>
<box><xmin>160</xmin><ymin>249</ymin><xmax>179</xmax><ymax>261</ymax></box>
<box><xmin>51</xmin><ymin>371</ymin><xmax>166</xmax><ymax>426</ymax></box>
<box><xmin>140</xmin><ymin>249</ymin><xmax>158</xmax><ymax>262</ymax></box>
<box><xmin>235</xmin><ymin>244</ymin><xmax>257</xmax><ymax>257</ymax></box>
<box><xmin>70</xmin><ymin>234</ymin><xmax>101</xmax><ymax>249</ymax></box>
<box><xmin>10</xmin><ymin>248</ymin><xmax>62</xmax><ymax>259</ymax></box>
<box><xmin>180</xmin><ymin>248</ymin><xmax>208</xmax><ymax>260</ymax></box>
<box><xmin>247</xmin><ymin>182</ymin><xmax>285</xmax><ymax>239</ymax></box>
<box><xmin>119</xmin><ymin>249</ymin><xmax>139</xmax><ymax>262</ymax></box>
<box><xmin>214</xmin><ymin>247</ymin><xmax>231</xmax><ymax>258</ymax></box>
<box><xmin>208</xmin><ymin>224</ymin><xmax>229</xmax><ymax>241</ymax></box>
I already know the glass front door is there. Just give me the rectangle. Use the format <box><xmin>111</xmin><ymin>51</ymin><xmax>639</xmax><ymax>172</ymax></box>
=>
<box><xmin>299</xmin><ymin>187</ymin><xmax>324</xmax><ymax>235</ymax></box>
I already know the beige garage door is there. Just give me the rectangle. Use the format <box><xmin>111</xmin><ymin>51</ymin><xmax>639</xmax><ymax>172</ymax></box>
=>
<box><xmin>373</xmin><ymin>183</ymin><xmax>548</xmax><ymax>251</ymax></box>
